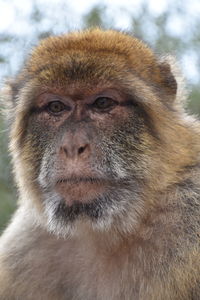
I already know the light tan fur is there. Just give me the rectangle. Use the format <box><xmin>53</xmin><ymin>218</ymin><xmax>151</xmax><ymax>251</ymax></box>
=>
<box><xmin>0</xmin><ymin>28</ymin><xmax>199</xmax><ymax>299</ymax></box>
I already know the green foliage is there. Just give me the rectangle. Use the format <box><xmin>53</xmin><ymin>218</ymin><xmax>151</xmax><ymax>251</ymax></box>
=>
<box><xmin>0</xmin><ymin>115</ymin><xmax>16</xmax><ymax>233</ymax></box>
<box><xmin>0</xmin><ymin>183</ymin><xmax>16</xmax><ymax>233</ymax></box>
<box><xmin>0</xmin><ymin>56</ymin><xmax>5</xmax><ymax>63</ymax></box>
<box><xmin>188</xmin><ymin>87</ymin><xmax>200</xmax><ymax>115</ymax></box>
<box><xmin>83</xmin><ymin>5</ymin><xmax>105</xmax><ymax>28</ymax></box>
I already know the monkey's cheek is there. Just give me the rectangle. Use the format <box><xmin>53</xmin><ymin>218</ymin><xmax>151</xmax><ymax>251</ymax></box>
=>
<box><xmin>55</xmin><ymin>182</ymin><xmax>107</xmax><ymax>206</ymax></box>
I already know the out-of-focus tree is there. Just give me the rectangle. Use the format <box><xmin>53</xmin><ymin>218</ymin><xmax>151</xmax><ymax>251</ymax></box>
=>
<box><xmin>0</xmin><ymin>117</ymin><xmax>16</xmax><ymax>232</ymax></box>
<box><xmin>0</xmin><ymin>0</ymin><xmax>200</xmax><ymax>232</ymax></box>
<box><xmin>83</xmin><ymin>5</ymin><xmax>105</xmax><ymax>28</ymax></box>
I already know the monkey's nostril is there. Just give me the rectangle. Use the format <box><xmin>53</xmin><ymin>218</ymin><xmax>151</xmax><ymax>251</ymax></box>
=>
<box><xmin>61</xmin><ymin>144</ymin><xmax>90</xmax><ymax>158</ymax></box>
<box><xmin>78</xmin><ymin>145</ymin><xmax>87</xmax><ymax>155</ymax></box>
<box><xmin>63</xmin><ymin>147</ymin><xmax>68</xmax><ymax>156</ymax></box>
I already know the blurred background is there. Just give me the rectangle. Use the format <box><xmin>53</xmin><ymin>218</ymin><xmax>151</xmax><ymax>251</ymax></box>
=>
<box><xmin>0</xmin><ymin>0</ymin><xmax>200</xmax><ymax>232</ymax></box>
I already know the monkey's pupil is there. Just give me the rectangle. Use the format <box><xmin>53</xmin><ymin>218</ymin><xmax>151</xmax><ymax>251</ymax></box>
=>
<box><xmin>95</xmin><ymin>97</ymin><xmax>113</xmax><ymax>109</ymax></box>
<box><xmin>49</xmin><ymin>101</ymin><xmax>64</xmax><ymax>113</ymax></box>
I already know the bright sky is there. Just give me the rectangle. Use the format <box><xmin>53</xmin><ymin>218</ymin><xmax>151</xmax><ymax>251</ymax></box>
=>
<box><xmin>0</xmin><ymin>0</ymin><xmax>140</xmax><ymax>33</ymax></box>
<box><xmin>1</xmin><ymin>0</ymin><xmax>200</xmax><ymax>35</ymax></box>
<box><xmin>2</xmin><ymin>0</ymin><xmax>199</xmax><ymax>34</ymax></box>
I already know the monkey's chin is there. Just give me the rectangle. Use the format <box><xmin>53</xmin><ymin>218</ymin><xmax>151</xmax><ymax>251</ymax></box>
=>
<box><xmin>55</xmin><ymin>179</ymin><xmax>109</xmax><ymax>206</ymax></box>
<box><xmin>43</xmin><ymin>180</ymin><xmax>141</xmax><ymax>238</ymax></box>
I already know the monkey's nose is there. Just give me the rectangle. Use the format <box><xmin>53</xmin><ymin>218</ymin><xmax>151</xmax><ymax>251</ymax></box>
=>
<box><xmin>60</xmin><ymin>143</ymin><xmax>91</xmax><ymax>160</ymax></box>
<box><xmin>59</xmin><ymin>129</ymin><xmax>92</xmax><ymax>160</ymax></box>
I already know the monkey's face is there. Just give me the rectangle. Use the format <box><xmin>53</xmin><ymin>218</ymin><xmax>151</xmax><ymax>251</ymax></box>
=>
<box><xmin>9</xmin><ymin>30</ymin><xmax>178</xmax><ymax>236</ymax></box>
<box><xmin>22</xmin><ymin>81</ymin><xmax>152</xmax><ymax>235</ymax></box>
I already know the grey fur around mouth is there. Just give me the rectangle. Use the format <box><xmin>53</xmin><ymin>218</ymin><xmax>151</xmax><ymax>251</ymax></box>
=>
<box><xmin>48</xmin><ymin>184</ymin><xmax>135</xmax><ymax>223</ymax></box>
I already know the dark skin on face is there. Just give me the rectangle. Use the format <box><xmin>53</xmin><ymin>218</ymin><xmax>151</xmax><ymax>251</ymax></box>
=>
<box><xmin>31</xmin><ymin>87</ymin><xmax>137</xmax><ymax>206</ymax></box>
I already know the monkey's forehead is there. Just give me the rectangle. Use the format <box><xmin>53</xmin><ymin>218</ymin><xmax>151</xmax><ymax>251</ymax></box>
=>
<box><xmin>25</xmin><ymin>29</ymin><xmax>162</xmax><ymax>85</ymax></box>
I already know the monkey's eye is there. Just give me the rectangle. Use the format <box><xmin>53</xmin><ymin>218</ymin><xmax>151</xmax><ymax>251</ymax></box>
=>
<box><xmin>92</xmin><ymin>97</ymin><xmax>117</xmax><ymax>111</ymax></box>
<box><xmin>47</xmin><ymin>101</ymin><xmax>67</xmax><ymax>114</ymax></box>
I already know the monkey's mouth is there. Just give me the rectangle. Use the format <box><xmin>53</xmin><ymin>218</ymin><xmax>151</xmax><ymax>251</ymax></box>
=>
<box><xmin>55</xmin><ymin>177</ymin><xmax>110</xmax><ymax>206</ymax></box>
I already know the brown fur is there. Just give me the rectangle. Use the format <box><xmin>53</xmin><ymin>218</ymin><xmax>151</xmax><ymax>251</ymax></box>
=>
<box><xmin>0</xmin><ymin>28</ymin><xmax>199</xmax><ymax>299</ymax></box>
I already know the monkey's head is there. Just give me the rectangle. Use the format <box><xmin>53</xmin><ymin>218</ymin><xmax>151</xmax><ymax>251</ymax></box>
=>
<box><xmin>4</xmin><ymin>29</ymin><xmax>194</xmax><ymax>236</ymax></box>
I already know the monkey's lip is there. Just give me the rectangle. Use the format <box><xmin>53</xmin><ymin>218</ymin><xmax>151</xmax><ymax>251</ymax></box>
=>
<box><xmin>56</xmin><ymin>177</ymin><xmax>107</xmax><ymax>184</ymax></box>
<box><xmin>55</xmin><ymin>177</ymin><xmax>110</xmax><ymax>206</ymax></box>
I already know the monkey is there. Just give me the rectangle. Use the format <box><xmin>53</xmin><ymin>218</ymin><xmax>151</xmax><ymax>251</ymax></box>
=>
<box><xmin>0</xmin><ymin>28</ymin><xmax>199</xmax><ymax>300</ymax></box>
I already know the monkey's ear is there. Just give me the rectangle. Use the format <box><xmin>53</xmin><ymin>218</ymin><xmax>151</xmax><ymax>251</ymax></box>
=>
<box><xmin>158</xmin><ymin>60</ymin><xmax>177</xmax><ymax>101</ymax></box>
<box><xmin>0</xmin><ymin>78</ymin><xmax>21</xmax><ymax>122</ymax></box>
<box><xmin>1</xmin><ymin>78</ymin><xmax>20</xmax><ymax>111</ymax></box>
